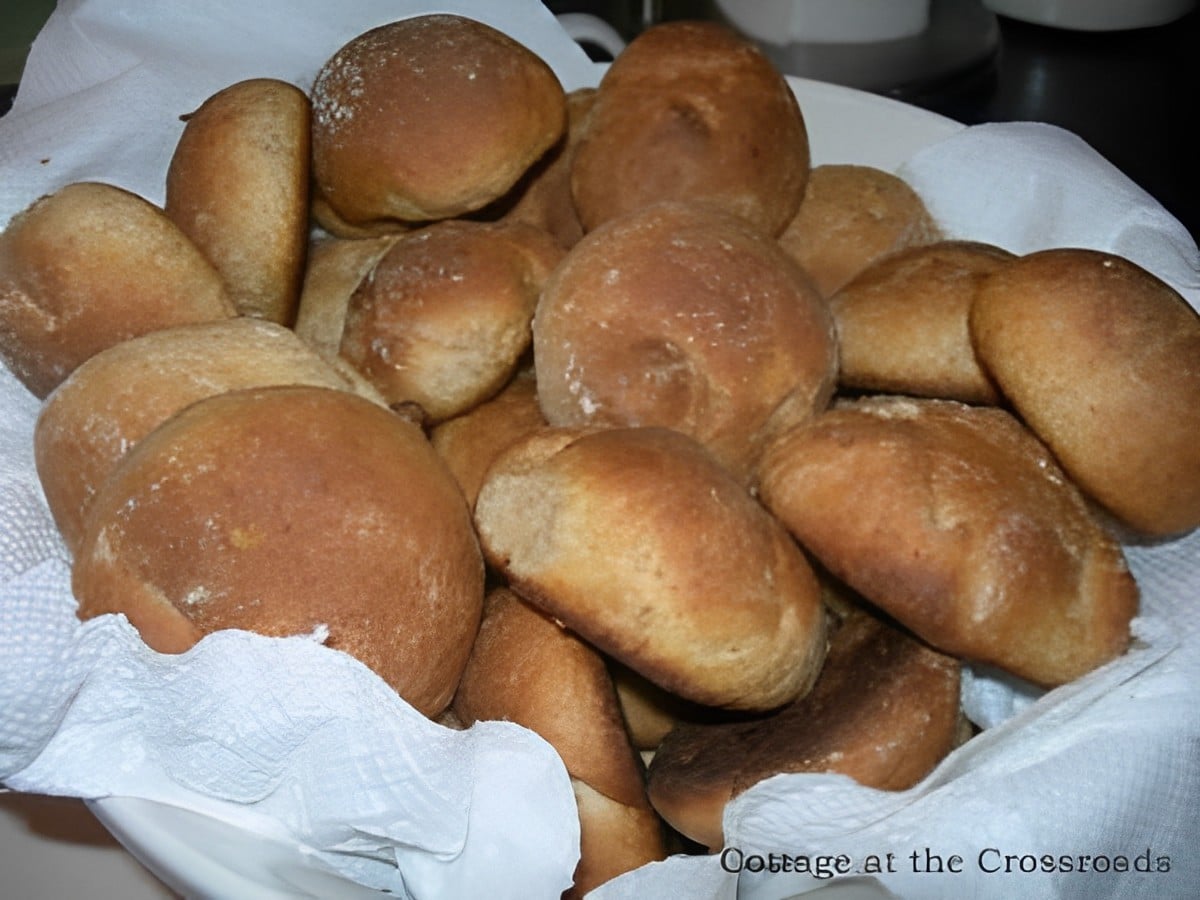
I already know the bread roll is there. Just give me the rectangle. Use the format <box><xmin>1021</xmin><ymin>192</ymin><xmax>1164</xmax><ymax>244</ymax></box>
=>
<box><xmin>339</xmin><ymin>218</ymin><xmax>564</xmax><ymax>423</ymax></box>
<box><xmin>831</xmin><ymin>240</ymin><xmax>1013</xmax><ymax>403</ymax></box>
<box><xmin>294</xmin><ymin>233</ymin><xmax>402</xmax><ymax>358</ymax></box>
<box><xmin>757</xmin><ymin>395</ymin><xmax>1138</xmax><ymax>687</ymax></box>
<box><xmin>647</xmin><ymin>610</ymin><xmax>962</xmax><ymax>850</ymax></box>
<box><xmin>430</xmin><ymin>368</ymin><xmax>546</xmax><ymax>508</ymax></box>
<box><xmin>778</xmin><ymin>164</ymin><xmax>941</xmax><ymax>298</ymax></box>
<box><xmin>474</xmin><ymin>425</ymin><xmax>828</xmax><ymax>711</ymax></box>
<box><xmin>970</xmin><ymin>247</ymin><xmax>1200</xmax><ymax>536</ymax></box>
<box><xmin>496</xmin><ymin>87</ymin><xmax>596</xmax><ymax>250</ymax></box>
<box><xmin>570</xmin><ymin>20</ymin><xmax>809</xmax><ymax>237</ymax></box>
<box><xmin>311</xmin><ymin>14</ymin><xmax>566</xmax><ymax>227</ymax></box>
<box><xmin>0</xmin><ymin>181</ymin><xmax>235</xmax><ymax>398</ymax></box>
<box><xmin>164</xmin><ymin>78</ymin><xmax>311</xmax><ymax>325</ymax></box>
<box><xmin>533</xmin><ymin>201</ymin><xmax>837</xmax><ymax>481</ymax></box>
<box><xmin>71</xmin><ymin>385</ymin><xmax>484</xmax><ymax>717</ymax></box>
<box><xmin>34</xmin><ymin>318</ymin><xmax>382</xmax><ymax>555</ymax></box>
<box><xmin>452</xmin><ymin>587</ymin><xmax>666</xmax><ymax>896</ymax></box>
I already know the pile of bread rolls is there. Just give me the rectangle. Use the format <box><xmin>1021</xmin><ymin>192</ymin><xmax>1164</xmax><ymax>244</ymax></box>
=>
<box><xmin>1</xmin><ymin>12</ymin><xmax>1198</xmax><ymax>895</ymax></box>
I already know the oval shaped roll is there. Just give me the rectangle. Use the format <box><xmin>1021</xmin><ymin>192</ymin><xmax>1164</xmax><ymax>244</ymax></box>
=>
<box><xmin>570</xmin><ymin>20</ymin><xmax>809</xmax><ymax>237</ymax></box>
<box><xmin>970</xmin><ymin>247</ymin><xmax>1200</xmax><ymax>537</ymax></box>
<box><xmin>473</xmin><ymin>425</ymin><xmax>828</xmax><ymax>712</ymax></box>
<box><xmin>0</xmin><ymin>181</ymin><xmax>235</xmax><ymax>398</ymax></box>
<box><xmin>757</xmin><ymin>395</ymin><xmax>1138</xmax><ymax>687</ymax></box>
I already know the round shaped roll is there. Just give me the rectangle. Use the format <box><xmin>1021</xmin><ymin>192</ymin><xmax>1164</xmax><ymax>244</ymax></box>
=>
<box><xmin>831</xmin><ymin>240</ymin><xmax>1014</xmax><ymax>403</ymax></box>
<box><xmin>473</xmin><ymin>425</ymin><xmax>828</xmax><ymax>712</ymax></box>
<box><xmin>533</xmin><ymin>201</ymin><xmax>837</xmax><ymax>481</ymax></box>
<box><xmin>293</xmin><ymin>233</ymin><xmax>402</xmax><ymax>358</ymax></box>
<box><xmin>71</xmin><ymin>385</ymin><xmax>484</xmax><ymax>717</ymax></box>
<box><xmin>778</xmin><ymin>164</ymin><xmax>941</xmax><ymax>298</ymax></box>
<box><xmin>164</xmin><ymin>78</ymin><xmax>311</xmax><ymax>325</ymax></box>
<box><xmin>452</xmin><ymin>587</ymin><xmax>666</xmax><ymax>897</ymax></box>
<box><xmin>970</xmin><ymin>247</ymin><xmax>1200</xmax><ymax>536</ymax></box>
<box><xmin>570</xmin><ymin>20</ymin><xmax>809</xmax><ymax>237</ymax></box>
<box><xmin>430</xmin><ymin>368</ymin><xmax>546</xmax><ymax>508</ymax></box>
<box><xmin>339</xmin><ymin>219</ymin><xmax>564</xmax><ymax>423</ymax></box>
<box><xmin>310</xmin><ymin>14</ymin><xmax>566</xmax><ymax>228</ymax></box>
<box><xmin>34</xmin><ymin>318</ymin><xmax>383</xmax><ymax>555</ymax></box>
<box><xmin>757</xmin><ymin>395</ymin><xmax>1139</xmax><ymax>687</ymax></box>
<box><xmin>646</xmin><ymin>610</ymin><xmax>962</xmax><ymax>850</ymax></box>
<box><xmin>0</xmin><ymin>181</ymin><xmax>236</xmax><ymax>398</ymax></box>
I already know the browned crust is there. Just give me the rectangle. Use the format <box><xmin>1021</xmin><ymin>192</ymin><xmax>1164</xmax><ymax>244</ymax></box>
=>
<box><xmin>0</xmin><ymin>182</ymin><xmax>235</xmax><ymax>398</ymax></box>
<box><xmin>831</xmin><ymin>239</ymin><xmax>1014</xmax><ymax>403</ymax></box>
<box><xmin>164</xmin><ymin>78</ymin><xmax>311</xmax><ymax>325</ymax></box>
<box><xmin>473</xmin><ymin>425</ymin><xmax>828</xmax><ymax>711</ymax></box>
<box><xmin>532</xmin><ymin>201</ymin><xmax>837</xmax><ymax>482</ymax></box>
<box><xmin>756</xmin><ymin>395</ymin><xmax>1138</xmax><ymax>687</ymax></box>
<box><xmin>34</xmin><ymin>318</ymin><xmax>383</xmax><ymax>554</ymax></box>
<box><xmin>970</xmin><ymin>247</ymin><xmax>1200</xmax><ymax>536</ymax></box>
<box><xmin>429</xmin><ymin>368</ymin><xmax>546</xmax><ymax>509</ymax></box>
<box><xmin>311</xmin><ymin>15</ymin><xmax>566</xmax><ymax>225</ymax></box>
<box><xmin>778</xmin><ymin>164</ymin><xmax>941</xmax><ymax>298</ymax></box>
<box><xmin>570</xmin><ymin>20</ymin><xmax>809</xmax><ymax>236</ymax></box>
<box><xmin>647</xmin><ymin>610</ymin><xmax>961</xmax><ymax>849</ymax></box>
<box><xmin>71</xmin><ymin>385</ymin><xmax>484</xmax><ymax>717</ymax></box>
<box><xmin>339</xmin><ymin>218</ymin><xmax>564</xmax><ymax>423</ymax></box>
<box><xmin>452</xmin><ymin>586</ymin><xmax>647</xmax><ymax>807</ymax></box>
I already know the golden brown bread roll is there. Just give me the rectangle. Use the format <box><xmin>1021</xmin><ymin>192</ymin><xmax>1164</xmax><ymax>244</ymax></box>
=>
<box><xmin>0</xmin><ymin>181</ymin><xmax>236</xmax><ymax>398</ymax></box>
<box><xmin>429</xmin><ymin>368</ymin><xmax>546</xmax><ymax>509</ymax></box>
<box><xmin>34</xmin><ymin>318</ymin><xmax>382</xmax><ymax>555</ymax></box>
<box><xmin>293</xmin><ymin>233</ymin><xmax>402</xmax><ymax>358</ymax></box>
<box><xmin>473</xmin><ymin>425</ymin><xmax>828</xmax><ymax>712</ymax></box>
<box><xmin>532</xmin><ymin>201</ymin><xmax>837</xmax><ymax>482</ymax></box>
<box><xmin>831</xmin><ymin>240</ymin><xmax>1014</xmax><ymax>403</ymax></box>
<box><xmin>339</xmin><ymin>218</ymin><xmax>564</xmax><ymax>423</ymax></box>
<box><xmin>71</xmin><ymin>385</ymin><xmax>484</xmax><ymax>717</ymax></box>
<box><xmin>310</xmin><ymin>14</ymin><xmax>566</xmax><ymax>228</ymax></box>
<box><xmin>778</xmin><ymin>164</ymin><xmax>941</xmax><ymax>298</ymax></box>
<box><xmin>570</xmin><ymin>20</ymin><xmax>809</xmax><ymax>237</ymax></box>
<box><xmin>646</xmin><ymin>610</ymin><xmax>962</xmax><ymax>850</ymax></box>
<box><xmin>452</xmin><ymin>587</ymin><xmax>666</xmax><ymax>896</ymax></box>
<box><xmin>164</xmin><ymin>78</ymin><xmax>311</xmax><ymax>325</ymax></box>
<box><xmin>970</xmin><ymin>247</ymin><xmax>1200</xmax><ymax>536</ymax></box>
<box><xmin>757</xmin><ymin>395</ymin><xmax>1138</xmax><ymax>687</ymax></box>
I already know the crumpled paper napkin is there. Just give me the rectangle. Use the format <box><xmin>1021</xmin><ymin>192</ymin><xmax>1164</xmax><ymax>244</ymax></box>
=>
<box><xmin>2</xmin><ymin>2</ymin><xmax>1199</xmax><ymax>898</ymax></box>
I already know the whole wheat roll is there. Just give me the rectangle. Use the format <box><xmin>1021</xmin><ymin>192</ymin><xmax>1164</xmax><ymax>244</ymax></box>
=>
<box><xmin>339</xmin><ymin>218</ymin><xmax>564</xmax><ymax>424</ymax></box>
<box><xmin>646</xmin><ymin>610</ymin><xmax>962</xmax><ymax>850</ymax></box>
<box><xmin>34</xmin><ymin>318</ymin><xmax>383</xmax><ymax>555</ymax></box>
<box><xmin>533</xmin><ymin>201</ymin><xmax>837</xmax><ymax>482</ymax></box>
<box><xmin>970</xmin><ymin>247</ymin><xmax>1200</xmax><ymax>536</ymax></box>
<box><xmin>71</xmin><ymin>385</ymin><xmax>484</xmax><ymax>717</ymax></box>
<box><xmin>452</xmin><ymin>586</ymin><xmax>666</xmax><ymax>897</ymax></box>
<box><xmin>831</xmin><ymin>239</ymin><xmax>1014</xmax><ymax>403</ymax></box>
<box><xmin>757</xmin><ymin>395</ymin><xmax>1138</xmax><ymax>687</ymax></box>
<box><xmin>164</xmin><ymin>78</ymin><xmax>311</xmax><ymax>325</ymax></box>
<box><xmin>0</xmin><ymin>181</ymin><xmax>235</xmax><ymax>398</ymax></box>
<box><xmin>310</xmin><ymin>14</ymin><xmax>566</xmax><ymax>228</ymax></box>
<box><xmin>473</xmin><ymin>425</ymin><xmax>828</xmax><ymax>712</ymax></box>
<box><xmin>429</xmin><ymin>368</ymin><xmax>546</xmax><ymax>509</ymax></box>
<box><xmin>570</xmin><ymin>20</ymin><xmax>809</xmax><ymax>237</ymax></box>
<box><xmin>778</xmin><ymin>164</ymin><xmax>941</xmax><ymax>298</ymax></box>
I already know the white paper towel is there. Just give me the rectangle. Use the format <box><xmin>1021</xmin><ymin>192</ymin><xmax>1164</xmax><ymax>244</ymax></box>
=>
<box><xmin>2</xmin><ymin>2</ymin><xmax>1199</xmax><ymax>899</ymax></box>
